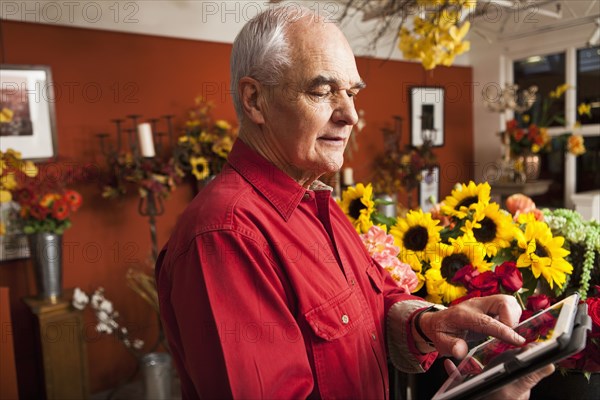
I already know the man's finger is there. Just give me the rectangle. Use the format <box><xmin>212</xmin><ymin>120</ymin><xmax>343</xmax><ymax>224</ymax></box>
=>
<box><xmin>461</xmin><ymin>313</ymin><xmax>525</xmax><ymax>346</ymax></box>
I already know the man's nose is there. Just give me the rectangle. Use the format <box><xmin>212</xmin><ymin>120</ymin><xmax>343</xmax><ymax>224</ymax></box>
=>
<box><xmin>332</xmin><ymin>93</ymin><xmax>358</xmax><ymax>126</ymax></box>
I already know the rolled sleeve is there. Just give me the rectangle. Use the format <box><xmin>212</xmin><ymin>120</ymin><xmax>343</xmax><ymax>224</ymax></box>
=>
<box><xmin>386</xmin><ymin>300</ymin><xmax>438</xmax><ymax>373</ymax></box>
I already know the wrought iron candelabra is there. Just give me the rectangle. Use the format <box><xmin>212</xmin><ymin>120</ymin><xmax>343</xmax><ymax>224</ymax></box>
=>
<box><xmin>97</xmin><ymin>114</ymin><xmax>175</xmax><ymax>263</ymax></box>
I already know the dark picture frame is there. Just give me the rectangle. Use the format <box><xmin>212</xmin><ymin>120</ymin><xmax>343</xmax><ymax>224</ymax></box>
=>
<box><xmin>0</xmin><ymin>64</ymin><xmax>58</xmax><ymax>160</ymax></box>
<box><xmin>410</xmin><ymin>87</ymin><xmax>445</xmax><ymax>147</ymax></box>
<box><xmin>418</xmin><ymin>166</ymin><xmax>440</xmax><ymax>212</ymax></box>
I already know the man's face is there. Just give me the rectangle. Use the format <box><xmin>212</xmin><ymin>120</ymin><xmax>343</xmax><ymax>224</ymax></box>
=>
<box><xmin>260</xmin><ymin>20</ymin><xmax>365</xmax><ymax>183</ymax></box>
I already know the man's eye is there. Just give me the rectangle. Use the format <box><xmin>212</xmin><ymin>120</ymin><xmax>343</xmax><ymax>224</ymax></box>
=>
<box><xmin>310</xmin><ymin>91</ymin><xmax>331</xmax><ymax>98</ymax></box>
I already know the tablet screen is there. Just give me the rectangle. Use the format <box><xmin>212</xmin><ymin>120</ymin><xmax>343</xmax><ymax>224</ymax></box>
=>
<box><xmin>442</xmin><ymin>301</ymin><xmax>563</xmax><ymax>391</ymax></box>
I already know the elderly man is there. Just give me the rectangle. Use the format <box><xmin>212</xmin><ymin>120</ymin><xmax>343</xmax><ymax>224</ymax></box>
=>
<box><xmin>156</xmin><ymin>6</ymin><xmax>553</xmax><ymax>399</ymax></box>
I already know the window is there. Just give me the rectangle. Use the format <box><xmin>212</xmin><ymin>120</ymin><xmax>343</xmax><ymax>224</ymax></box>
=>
<box><xmin>513</xmin><ymin>52</ymin><xmax>566</xmax><ymax>127</ymax></box>
<box><xmin>577</xmin><ymin>46</ymin><xmax>600</xmax><ymax>125</ymax></box>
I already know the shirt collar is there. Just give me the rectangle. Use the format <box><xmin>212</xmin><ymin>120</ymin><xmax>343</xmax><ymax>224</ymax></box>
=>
<box><xmin>227</xmin><ymin>139</ymin><xmax>332</xmax><ymax>221</ymax></box>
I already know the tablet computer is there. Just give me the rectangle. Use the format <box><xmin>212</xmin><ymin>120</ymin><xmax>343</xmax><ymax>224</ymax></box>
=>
<box><xmin>432</xmin><ymin>293</ymin><xmax>591</xmax><ymax>400</ymax></box>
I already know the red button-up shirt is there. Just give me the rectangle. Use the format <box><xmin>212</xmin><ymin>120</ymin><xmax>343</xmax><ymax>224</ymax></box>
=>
<box><xmin>156</xmin><ymin>140</ymin><xmax>436</xmax><ymax>399</ymax></box>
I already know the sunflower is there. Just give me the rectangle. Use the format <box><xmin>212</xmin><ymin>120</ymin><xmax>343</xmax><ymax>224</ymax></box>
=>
<box><xmin>338</xmin><ymin>183</ymin><xmax>375</xmax><ymax>234</ymax></box>
<box><xmin>426</xmin><ymin>234</ymin><xmax>492</xmax><ymax>304</ymax></box>
<box><xmin>389</xmin><ymin>209</ymin><xmax>442</xmax><ymax>273</ymax></box>
<box><xmin>515</xmin><ymin>220</ymin><xmax>573</xmax><ymax>289</ymax></box>
<box><xmin>461</xmin><ymin>202</ymin><xmax>514</xmax><ymax>257</ymax></box>
<box><xmin>190</xmin><ymin>156</ymin><xmax>210</xmax><ymax>180</ymax></box>
<box><xmin>441</xmin><ymin>181</ymin><xmax>490</xmax><ymax>219</ymax></box>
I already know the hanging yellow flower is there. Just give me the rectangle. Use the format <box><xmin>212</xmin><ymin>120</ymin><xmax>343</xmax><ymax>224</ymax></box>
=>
<box><xmin>338</xmin><ymin>183</ymin><xmax>375</xmax><ymax>234</ymax></box>
<box><xmin>515</xmin><ymin>220</ymin><xmax>573</xmax><ymax>289</ymax></box>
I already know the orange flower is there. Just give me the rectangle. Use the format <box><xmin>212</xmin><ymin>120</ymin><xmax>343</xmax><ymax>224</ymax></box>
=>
<box><xmin>52</xmin><ymin>199</ymin><xmax>70</xmax><ymax>221</ymax></box>
<box><xmin>64</xmin><ymin>190</ymin><xmax>82</xmax><ymax>212</ymax></box>
<box><xmin>513</xmin><ymin>128</ymin><xmax>525</xmax><ymax>142</ymax></box>
<box><xmin>567</xmin><ymin>135</ymin><xmax>586</xmax><ymax>156</ymax></box>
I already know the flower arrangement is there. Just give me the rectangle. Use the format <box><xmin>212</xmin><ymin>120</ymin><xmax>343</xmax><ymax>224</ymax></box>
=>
<box><xmin>72</xmin><ymin>287</ymin><xmax>145</xmax><ymax>358</ymax></box>
<box><xmin>174</xmin><ymin>96</ymin><xmax>237</xmax><ymax>181</ymax></box>
<box><xmin>101</xmin><ymin>151</ymin><xmax>184</xmax><ymax>200</ymax></box>
<box><xmin>340</xmin><ymin>181</ymin><xmax>600</xmax><ymax>376</ymax></box>
<box><xmin>500</xmin><ymin>84</ymin><xmax>591</xmax><ymax>156</ymax></box>
<box><xmin>0</xmin><ymin>149</ymin><xmax>82</xmax><ymax>235</ymax></box>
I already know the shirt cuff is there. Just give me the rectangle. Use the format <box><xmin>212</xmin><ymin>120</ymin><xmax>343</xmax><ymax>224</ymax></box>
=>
<box><xmin>386</xmin><ymin>300</ymin><xmax>439</xmax><ymax>373</ymax></box>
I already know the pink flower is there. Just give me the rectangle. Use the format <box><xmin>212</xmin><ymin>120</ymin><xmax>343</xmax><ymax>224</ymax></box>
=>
<box><xmin>360</xmin><ymin>225</ymin><xmax>399</xmax><ymax>258</ymax></box>
<box><xmin>361</xmin><ymin>226</ymin><xmax>418</xmax><ymax>292</ymax></box>
<box><xmin>383</xmin><ymin>257</ymin><xmax>419</xmax><ymax>293</ymax></box>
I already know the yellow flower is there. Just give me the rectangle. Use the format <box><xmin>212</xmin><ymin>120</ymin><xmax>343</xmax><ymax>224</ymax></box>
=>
<box><xmin>190</xmin><ymin>156</ymin><xmax>210</xmax><ymax>181</ymax></box>
<box><xmin>515</xmin><ymin>220</ymin><xmax>573</xmax><ymax>289</ymax></box>
<box><xmin>461</xmin><ymin>202</ymin><xmax>514</xmax><ymax>257</ymax></box>
<box><xmin>212</xmin><ymin>136</ymin><xmax>233</xmax><ymax>158</ymax></box>
<box><xmin>1</xmin><ymin>173</ymin><xmax>17</xmax><ymax>191</ymax></box>
<box><xmin>338</xmin><ymin>183</ymin><xmax>375</xmax><ymax>234</ymax></box>
<box><xmin>426</xmin><ymin>233</ymin><xmax>492</xmax><ymax>304</ymax></box>
<box><xmin>0</xmin><ymin>221</ymin><xmax>5</xmax><ymax>236</ymax></box>
<box><xmin>578</xmin><ymin>103</ymin><xmax>592</xmax><ymax>117</ymax></box>
<box><xmin>567</xmin><ymin>134</ymin><xmax>586</xmax><ymax>156</ymax></box>
<box><xmin>0</xmin><ymin>107</ymin><xmax>14</xmax><ymax>123</ymax></box>
<box><xmin>441</xmin><ymin>181</ymin><xmax>490</xmax><ymax>219</ymax></box>
<box><xmin>390</xmin><ymin>209</ymin><xmax>442</xmax><ymax>272</ymax></box>
<box><xmin>215</xmin><ymin>120</ymin><xmax>231</xmax><ymax>131</ymax></box>
<box><xmin>0</xmin><ymin>189</ymin><xmax>11</xmax><ymax>203</ymax></box>
<box><xmin>522</xmin><ymin>114</ymin><xmax>530</xmax><ymax>124</ymax></box>
<box><xmin>549</xmin><ymin>83</ymin><xmax>570</xmax><ymax>99</ymax></box>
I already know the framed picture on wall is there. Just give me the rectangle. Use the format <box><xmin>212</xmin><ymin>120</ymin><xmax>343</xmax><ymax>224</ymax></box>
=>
<box><xmin>0</xmin><ymin>65</ymin><xmax>58</xmax><ymax>160</ymax></box>
<box><xmin>419</xmin><ymin>166</ymin><xmax>440</xmax><ymax>212</ymax></box>
<box><xmin>410</xmin><ymin>87</ymin><xmax>444</xmax><ymax>147</ymax></box>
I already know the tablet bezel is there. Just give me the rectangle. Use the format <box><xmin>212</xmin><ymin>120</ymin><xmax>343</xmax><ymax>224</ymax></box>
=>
<box><xmin>432</xmin><ymin>293</ymin><xmax>581</xmax><ymax>400</ymax></box>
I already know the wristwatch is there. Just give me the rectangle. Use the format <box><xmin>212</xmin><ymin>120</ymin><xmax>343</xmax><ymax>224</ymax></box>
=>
<box><xmin>414</xmin><ymin>304</ymin><xmax>447</xmax><ymax>347</ymax></box>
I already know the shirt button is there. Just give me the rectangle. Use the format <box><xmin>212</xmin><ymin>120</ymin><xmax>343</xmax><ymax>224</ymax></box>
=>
<box><xmin>371</xmin><ymin>333</ymin><xmax>376</xmax><ymax>341</ymax></box>
<box><xmin>350</xmin><ymin>279</ymin><xmax>355</xmax><ymax>286</ymax></box>
<box><xmin>341</xmin><ymin>314</ymin><xmax>349</xmax><ymax>324</ymax></box>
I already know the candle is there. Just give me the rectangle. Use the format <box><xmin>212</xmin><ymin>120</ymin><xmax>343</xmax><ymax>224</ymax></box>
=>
<box><xmin>137</xmin><ymin>122</ymin><xmax>156</xmax><ymax>157</ymax></box>
<box><xmin>342</xmin><ymin>167</ymin><xmax>354</xmax><ymax>186</ymax></box>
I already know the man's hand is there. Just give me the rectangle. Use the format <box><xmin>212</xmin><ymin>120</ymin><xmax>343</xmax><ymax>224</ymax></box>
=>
<box><xmin>413</xmin><ymin>294</ymin><xmax>525</xmax><ymax>358</ymax></box>
<box><xmin>443</xmin><ymin>359</ymin><xmax>555</xmax><ymax>400</ymax></box>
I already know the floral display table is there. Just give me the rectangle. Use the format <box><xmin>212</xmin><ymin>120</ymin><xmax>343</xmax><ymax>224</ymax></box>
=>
<box><xmin>490</xmin><ymin>179</ymin><xmax>552</xmax><ymax>205</ymax></box>
<box><xmin>23</xmin><ymin>289</ymin><xmax>89</xmax><ymax>400</ymax></box>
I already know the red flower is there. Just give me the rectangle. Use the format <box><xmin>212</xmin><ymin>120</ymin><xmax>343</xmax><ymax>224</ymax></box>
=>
<box><xmin>495</xmin><ymin>262</ymin><xmax>523</xmax><ymax>292</ymax></box>
<box><xmin>513</xmin><ymin>128</ymin><xmax>525</xmax><ymax>142</ymax></box>
<box><xmin>64</xmin><ymin>190</ymin><xmax>82</xmax><ymax>212</ymax></box>
<box><xmin>452</xmin><ymin>264</ymin><xmax>480</xmax><ymax>288</ymax></box>
<box><xmin>506</xmin><ymin>119</ymin><xmax>518</xmax><ymax>130</ymax></box>
<box><xmin>526</xmin><ymin>294</ymin><xmax>551</xmax><ymax>312</ymax></box>
<box><xmin>29</xmin><ymin>204</ymin><xmax>50</xmax><ymax>221</ymax></box>
<box><xmin>527</xmin><ymin>124</ymin><xmax>539</xmax><ymax>142</ymax></box>
<box><xmin>470</xmin><ymin>271</ymin><xmax>499</xmax><ymax>296</ymax></box>
<box><xmin>586</xmin><ymin>296</ymin><xmax>600</xmax><ymax>334</ymax></box>
<box><xmin>13</xmin><ymin>187</ymin><xmax>34</xmax><ymax>205</ymax></box>
<box><xmin>51</xmin><ymin>199</ymin><xmax>70</xmax><ymax>221</ymax></box>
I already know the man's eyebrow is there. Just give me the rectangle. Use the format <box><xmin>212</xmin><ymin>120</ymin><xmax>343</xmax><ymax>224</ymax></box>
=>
<box><xmin>306</xmin><ymin>75</ymin><xmax>366</xmax><ymax>90</ymax></box>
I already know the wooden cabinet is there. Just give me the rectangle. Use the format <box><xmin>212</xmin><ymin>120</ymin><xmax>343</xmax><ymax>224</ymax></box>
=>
<box><xmin>24</xmin><ymin>290</ymin><xmax>89</xmax><ymax>400</ymax></box>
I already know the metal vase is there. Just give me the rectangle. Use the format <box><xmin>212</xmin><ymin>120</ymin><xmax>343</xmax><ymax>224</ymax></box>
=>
<box><xmin>141</xmin><ymin>352</ymin><xmax>172</xmax><ymax>400</ymax></box>
<box><xmin>27</xmin><ymin>232</ymin><xmax>63</xmax><ymax>302</ymax></box>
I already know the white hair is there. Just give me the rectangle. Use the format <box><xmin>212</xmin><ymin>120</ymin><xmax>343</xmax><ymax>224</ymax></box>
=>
<box><xmin>230</xmin><ymin>5</ymin><xmax>325</xmax><ymax>121</ymax></box>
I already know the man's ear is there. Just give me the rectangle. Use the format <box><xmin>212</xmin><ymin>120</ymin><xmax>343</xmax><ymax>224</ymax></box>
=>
<box><xmin>239</xmin><ymin>77</ymin><xmax>266</xmax><ymax>125</ymax></box>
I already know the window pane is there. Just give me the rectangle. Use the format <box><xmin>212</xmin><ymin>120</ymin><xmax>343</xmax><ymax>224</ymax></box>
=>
<box><xmin>577</xmin><ymin>136</ymin><xmax>600</xmax><ymax>193</ymax></box>
<box><xmin>513</xmin><ymin>52</ymin><xmax>566</xmax><ymax>127</ymax></box>
<box><xmin>577</xmin><ymin>46</ymin><xmax>600</xmax><ymax>125</ymax></box>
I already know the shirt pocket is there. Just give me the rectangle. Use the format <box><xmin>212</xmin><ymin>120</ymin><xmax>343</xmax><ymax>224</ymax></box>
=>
<box><xmin>305</xmin><ymin>287</ymin><xmax>365</xmax><ymax>341</ymax></box>
<box><xmin>365</xmin><ymin>261</ymin><xmax>384</xmax><ymax>294</ymax></box>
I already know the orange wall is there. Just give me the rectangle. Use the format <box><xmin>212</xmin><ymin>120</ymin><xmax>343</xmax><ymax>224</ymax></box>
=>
<box><xmin>0</xmin><ymin>20</ymin><xmax>473</xmax><ymax>395</ymax></box>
